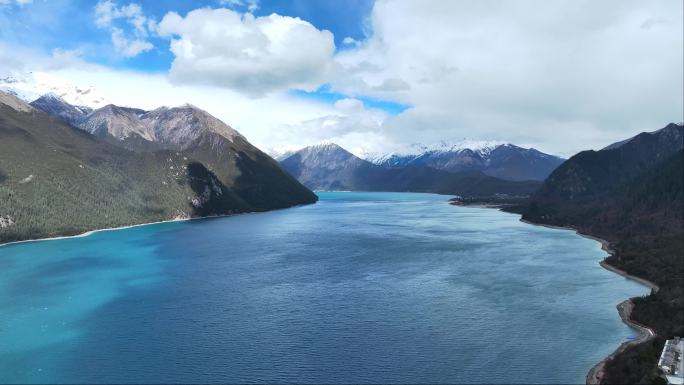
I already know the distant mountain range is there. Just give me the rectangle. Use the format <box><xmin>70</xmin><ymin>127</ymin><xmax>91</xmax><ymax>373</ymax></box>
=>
<box><xmin>510</xmin><ymin>122</ymin><xmax>684</xmax><ymax>384</ymax></box>
<box><xmin>280</xmin><ymin>142</ymin><xmax>541</xmax><ymax>197</ymax></box>
<box><xmin>0</xmin><ymin>91</ymin><xmax>316</xmax><ymax>243</ymax></box>
<box><xmin>363</xmin><ymin>141</ymin><xmax>565</xmax><ymax>181</ymax></box>
<box><xmin>0</xmin><ymin>72</ymin><xmax>110</xmax><ymax>109</ymax></box>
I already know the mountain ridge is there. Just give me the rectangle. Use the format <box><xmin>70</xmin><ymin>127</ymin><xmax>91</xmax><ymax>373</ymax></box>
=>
<box><xmin>508</xmin><ymin>122</ymin><xmax>684</xmax><ymax>384</ymax></box>
<box><xmin>280</xmin><ymin>142</ymin><xmax>541</xmax><ymax>196</ymax></box>
<box><xmin>363</xmin><ymin>141</ymin><xmax>564</xmax><ymax>181</ymax></box>
<box><xmin>1</xmin><ymin>90</ymin><xmax>317</xmax><ymax>243</ymax></box>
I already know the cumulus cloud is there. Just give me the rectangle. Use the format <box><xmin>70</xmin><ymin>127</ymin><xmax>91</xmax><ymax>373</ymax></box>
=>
<box><xmin>110</xmin><ymin>27</ymin><xmax>153</xmax><ymax>57</ymax></box>
<box><xmin>94</xmin><ymin>0</ymin><xmax>155</xmax><ymax>57</ymax></box>
<box><xmin>5</xmin><ymin>1</ymin><xmax>681</xmax><ymax>157</ymax></box>
<box><xmin>333</xmin><ymin>0</ymin><xmax>684</xmax><ymax>155</ymax></box>
<box><xmin>267</xmin><ymin>97</ymin><xmax>388</xmax><ymax>153</ymax></box>
<box><xmin>157</xmin><ymin>8</ymin><xmax>336</xmax><ymax>97</ymax></box>
<box><xmin>34</xmin><ymin>66</ymin><xmax>354</xmax><ymax>153</ymax></box>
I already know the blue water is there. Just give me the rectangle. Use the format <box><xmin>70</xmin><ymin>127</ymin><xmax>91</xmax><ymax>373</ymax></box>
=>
<box><xmin>0</xmin><ymin>192</ymin><xmax>648</xmax><ymax>383</ymax></box>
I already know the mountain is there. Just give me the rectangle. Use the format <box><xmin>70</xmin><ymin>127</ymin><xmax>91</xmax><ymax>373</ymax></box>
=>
<box><xmin>75</xmin><ymin>103</ymin><xmax>243</xmax><ymax>150</ymax></box>
<box><xmin>280</xmin><ymin>142</ymin><xmax>370</xmax><ymax>190</ymax></box>
<box><xmin>528</xmin><ymin>122</ymin><xmax>683</xmax><ymax>203</ymax></box>
<box><xmin>0</xmin><ymin>72</ymin><xmax>110</xmax><ymax>109</ymax></box>
<box><xmin>512</xmin><ymin>122</ymin><xmax>684</xmax><ymax>384</ymax></box>
<box><xmin>0</xmin><ymin>91</ymin><xmax>317</xmax><ymax>244</ymax></box>
<box><xmin>29</xmin><ymin>96</ymin><xmax>318</xmax><ymax>207</ymax></box>
<box><xmin>602</xmin><ymin>122</ymin><xmax>684</xmax><ymax>150</ymax></box>
<box><xmin>280</xmin><ymin>142</ymin><xmax>541</xmax><ymax>196</ymax></box>
<box><xmin>364</xmin><ymin>141</ymin><xmax>564</xmax><ymax>181</ymax></box>
<box><xmin>30</xmin><ymin>93</ymin><xmax>92</xmax><ymax>126</ymax></box>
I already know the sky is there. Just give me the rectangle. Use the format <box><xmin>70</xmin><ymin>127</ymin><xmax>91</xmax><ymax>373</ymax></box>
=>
<box><xmin>0</xmin><ymin>0</ymin><xmax>682</xmax><ymax>157</ymax></box>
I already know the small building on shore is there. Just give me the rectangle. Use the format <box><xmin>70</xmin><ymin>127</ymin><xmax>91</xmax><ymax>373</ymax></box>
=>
<box><xmin>659</xmin><ymin>337</ymin><xmax>684</xmax><ymax>384</ymax></box>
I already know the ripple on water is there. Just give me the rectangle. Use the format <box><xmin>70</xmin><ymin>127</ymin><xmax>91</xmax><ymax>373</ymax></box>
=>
<box><xmin>0</xmin><ymin>192</ymin><xmax>649</xmax><ymax>384</ymax></box>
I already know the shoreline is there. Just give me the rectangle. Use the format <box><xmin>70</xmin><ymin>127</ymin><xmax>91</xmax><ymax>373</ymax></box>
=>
<box><xmin>0</xmin><ymin>214</ymin><xmax>219</xmax><ymax>248</ymax></box>
<box><xmin>517</xmin><ymin>219</ymin><xmax>660</xmax><ymax>384</ymax></box>
<box><xmin>586</xmin><ymin>299</ymin><xmax>656</xmax><ymax>385</ymax></box>
<box><xmin>455</xmin><ymin>204</ymin><xmax>659</xmax><ymax>384</ymax></box>
<box><xmin>0</xmin><ymin>202</ymin><xmax>316</xmax><ymax>248</ymax></box>
<box><xmin>518</xmin><ymin>219</ymin><xmax>660</xmax><ymax>294</ymax></box>
<box><xmin>1</xmin><ymin>197</ymin><xmax>661</xmax><ymax>385</ymax></box>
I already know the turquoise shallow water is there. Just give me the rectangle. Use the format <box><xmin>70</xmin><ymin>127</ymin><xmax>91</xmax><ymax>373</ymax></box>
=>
<box><xmin>0</xmin><ymin>192</ymin><xmax>648</xmax><ymax>383</ymax></box>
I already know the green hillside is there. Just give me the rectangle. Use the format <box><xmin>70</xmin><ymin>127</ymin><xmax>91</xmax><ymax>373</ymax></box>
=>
<box><xmin>0</xmin><ymin>96</ymin><xmax>317</xmax><ymax>244</ymax></box>
<box><xmin>514</xmin><ymin>125</ymin><xmax>683</xmax><ymax>384</ymax></box>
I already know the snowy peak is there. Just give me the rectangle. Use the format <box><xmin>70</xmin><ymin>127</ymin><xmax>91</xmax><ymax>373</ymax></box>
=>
<box><xmin>361</xmin><ymin>141</ymin><xmax>564</xmax><ymax>181</ymax></box>
<box><xmin>0</xmin><ymin>72</ymin><xmax>111</xmax><ymax>108</ymax></box>
<box><xmin>363</xmin><ymin>140</ymin><xmax>505</xmax><ymax>165</ymax></box>
<box><xmin>30</xmin><ymin>93</ymin><xmax>93</xmax><ymax>126</ymax></box>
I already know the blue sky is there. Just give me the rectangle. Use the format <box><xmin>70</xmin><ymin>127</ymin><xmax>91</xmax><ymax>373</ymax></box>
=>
<box><xmin>0</xmin><ymin>0</ymin><xmax>373</xmax><ymax>71</ymax></box>
<box><xmin>1</xmin><ymin>0</ymin><xmax>681</xmax><ymax>155</ymax></box>
<box><xmin>291</xmin><ymin>85</ymin><xmax>410</xmax><ymax>116</ymax></box>
<box><xmin>0</xmin><ymin>0</ymin><xmax>412</xmax><ymax>116</ymax></box>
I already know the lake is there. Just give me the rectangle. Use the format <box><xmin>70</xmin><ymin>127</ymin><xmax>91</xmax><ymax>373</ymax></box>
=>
<box><xmin>0</xmin><ymin>192</ymin><xmax>648</xmax><ymax>383</ymax></box>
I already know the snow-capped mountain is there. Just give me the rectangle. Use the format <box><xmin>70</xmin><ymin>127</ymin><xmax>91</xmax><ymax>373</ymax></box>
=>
<box><xmin>363</xmin><ymin>140</ymin><xmax>504</xmax><ymax>165</ymax></box>
<box><xmin>30</xmin><ymin>93</ymin><xmax>93</xmax><ymax>126</ymax></box>
<box><xmin>363</xmin><ymin>141</ymin><xmax>564</xmax><ymax>181</ymax></box>
<box><xmin>279</xmin><ymin>141</ymin><xmax>542</xmax><ymax>195</ymax></box>
<box><xmin>0</xmin><ymin>72</ymin><xmax>110</xmax><ymax>108</ymax></box>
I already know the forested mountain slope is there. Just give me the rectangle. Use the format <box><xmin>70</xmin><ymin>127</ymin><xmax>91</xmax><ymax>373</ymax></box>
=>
<box><xmin>512</xmin><ymin>123</ymin><xmax>684</xmax><ymax>384</ymax></box>
<box><xmin>0</xmin><ymin>92</ymin><xmax>317</xmax><ymax>243</ymax></box>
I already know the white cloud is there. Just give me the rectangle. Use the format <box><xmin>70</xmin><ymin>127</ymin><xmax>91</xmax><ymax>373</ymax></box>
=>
<box><xmin>44</xmin><ymin>66</ymin><xmax>353</xmax><ymax>152</ymax></box>
<box><xmin>219</xmin><ymin>0</ymin><xmax>259</xmax><ymax>13</ymax></box>
<box><xmin>110</xmin><ymin>27</ymin><xmax>152</xmax><ymax>57</ymax></box>
<box><xmin>0</xmin><ymin>43</ymin><xmax>385</xmax><ymax>156</ymax></box>
<box><xmin>268</xmin><ymin>97</ymin><xmax>389</xmax><ymax>154</ymax></box>
<box><xmin>342</xmin><ymin>36</ymin><xmax>360</xmax><ymax>47</ymax></box>
<box><xmin>158</xmin><ymin>8</ymin><xmax>336</xmax><ymax>97</ymax></box>
<box><xmin>4</xmin><ymin>1</ymin><xmax>682</xmax><ymax>157</ymax></box>
<box><xmin>334</xmin><ymin>98</ymin><xmax>364</xmax><ymax>113</ymax></box>
<box><xmin>333</xmin><ymin>0</ymin><xmax>684</xmax><ymax>156</ymax></box>
<box><xmin>94</xmin><ymin>0</ymin><xmax>155</xmax><ymax>57</ymax></box>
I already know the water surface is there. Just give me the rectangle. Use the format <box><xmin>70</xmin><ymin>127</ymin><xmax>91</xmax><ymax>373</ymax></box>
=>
<box><xmin>0</xmin><ymin>192</ymin><xmax>648</xmax><ymax>383</ymax></box>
